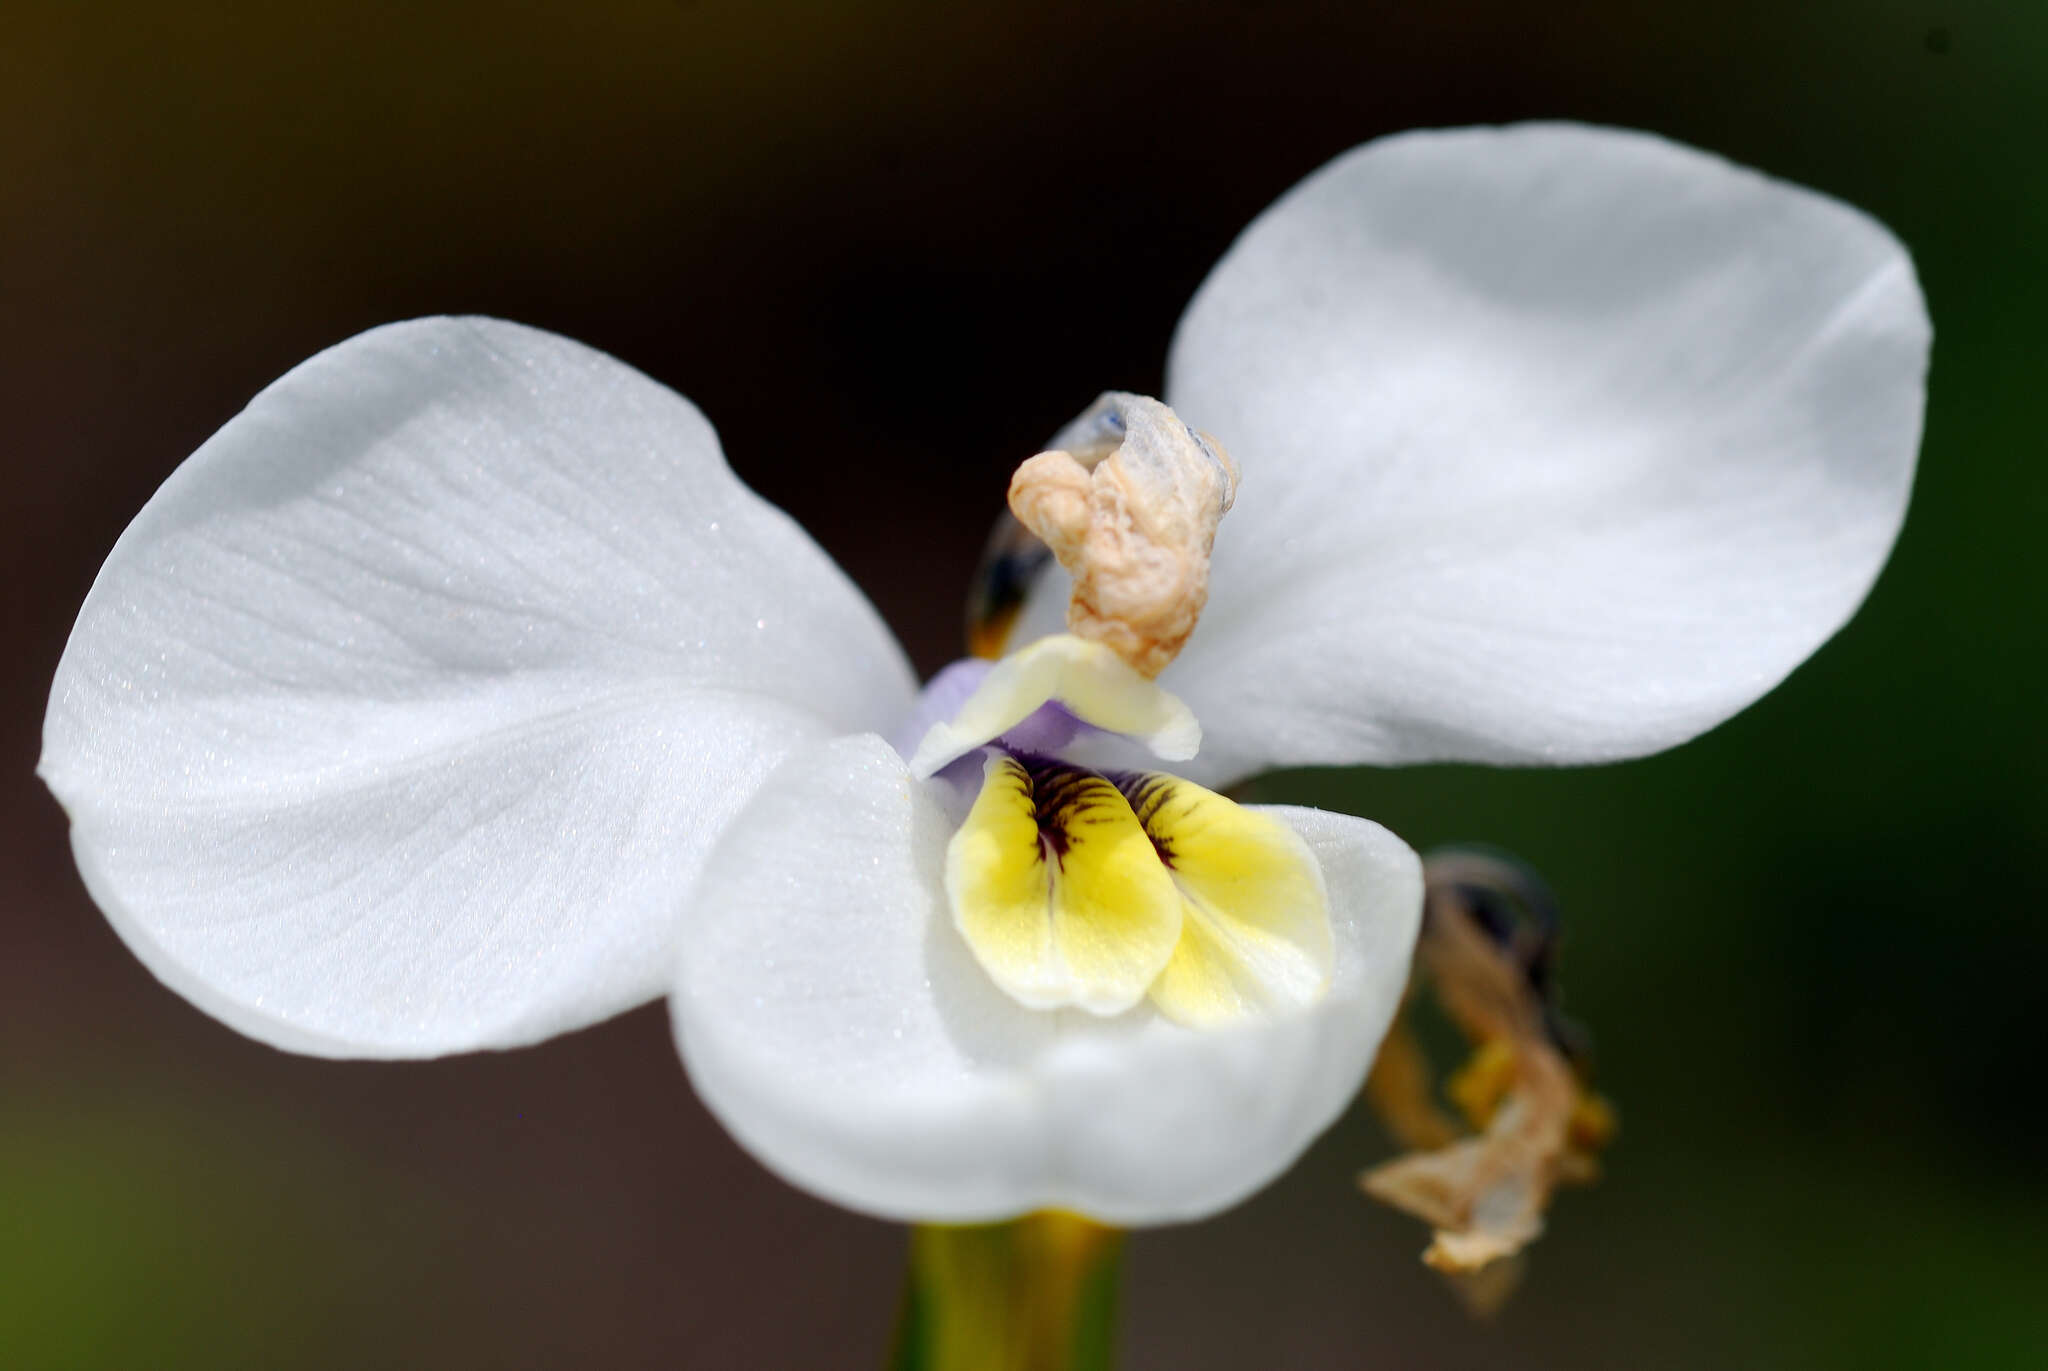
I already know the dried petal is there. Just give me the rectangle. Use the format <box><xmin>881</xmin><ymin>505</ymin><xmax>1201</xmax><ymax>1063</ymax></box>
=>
<box><xmin>1359</xmin><ymin>851</ymin><xmax>1615</xmax><ymax>1281</ymax></box>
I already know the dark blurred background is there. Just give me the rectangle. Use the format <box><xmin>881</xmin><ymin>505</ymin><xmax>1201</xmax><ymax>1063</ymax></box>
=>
<box><xmin>4</xmin><ymin>2</ymin><xmax>2043</xmax><ymax>1367</ymax></box>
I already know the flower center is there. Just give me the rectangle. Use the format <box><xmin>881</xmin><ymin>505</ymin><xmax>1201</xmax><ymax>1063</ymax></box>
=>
<box><xmin>920</xmin><ymin>393</ymin><xmax>1321</xmax><ymax>1027</ymax></box>
<box><xmin>909</xmin><ymin>634</ymin><xmax>1333</xmax><ymax>1028</ymax></box>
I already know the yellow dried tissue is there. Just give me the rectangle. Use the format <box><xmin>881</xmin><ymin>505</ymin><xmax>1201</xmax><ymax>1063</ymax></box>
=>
<box><xmin>1359</xmin><ymin>850</ymin><xmax>1617</xmax><ymax>1313</ymax></box>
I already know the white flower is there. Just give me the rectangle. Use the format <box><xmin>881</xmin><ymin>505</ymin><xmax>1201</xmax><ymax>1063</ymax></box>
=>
<box><xmin>38</xmin><ymin>125</ymin><xmax>1927</xmax><ymax>1227</ymax></box>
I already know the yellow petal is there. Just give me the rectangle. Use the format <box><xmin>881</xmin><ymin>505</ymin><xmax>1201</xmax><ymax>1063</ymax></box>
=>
<box><xmin>944</xmin><ymin>754</ymin><xmax>1183</xmax><ymax>1015</ymax></box>
<box><xmin>909</xmin><ymin>635</ymin><xmax>1200</xmax><ymax>778</ymax></box>
<box><xmin>1116</xmin><ymin>773</ymin><xmax>1334</xmax><ymax>1027</ymax></box>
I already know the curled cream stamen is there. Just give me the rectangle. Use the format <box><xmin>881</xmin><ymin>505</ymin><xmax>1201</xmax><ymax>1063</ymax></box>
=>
<box><xmin>1008</xmin><ymin>393</ymin><xmax>1238</xmax><ymax>678</ymax></box>
<box><xmin>908</xmin><ymin>633</ymin><xmax>1199</xmax><ymax>779</ymax></box>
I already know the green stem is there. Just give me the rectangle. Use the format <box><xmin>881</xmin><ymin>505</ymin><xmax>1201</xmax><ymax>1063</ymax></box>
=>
<box><xmin>888</xmin><ymin>1213</ymin><xmax>1125</xmax><ymax>1371</ymax></box>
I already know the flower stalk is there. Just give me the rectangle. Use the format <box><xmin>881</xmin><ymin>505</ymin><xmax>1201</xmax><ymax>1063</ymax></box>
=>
<box><xmin>890</xmin><ymin>1213</ymin><xmax>1125</xmax><ymax>1371</ymax></box>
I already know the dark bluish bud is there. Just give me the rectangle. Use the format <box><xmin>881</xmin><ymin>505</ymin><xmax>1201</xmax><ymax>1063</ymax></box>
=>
<box><xmin>1423</xmin><ymin>846</ymin><xmax>1592</xmax><ymax>1069</ymax></box>
<box><xmin>966</xmin><ymin>509</ymin><xmax>1054</xmax><ymax>659</ymax></box>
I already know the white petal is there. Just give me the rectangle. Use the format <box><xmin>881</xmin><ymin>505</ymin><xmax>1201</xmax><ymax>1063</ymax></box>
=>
<box><xmin>41</xmin><ymin>317</ymin><xmax>915</xmax><ymax>1056</ymax></box>
<box><xmin>1032</xmin><ymin>124</ymin><xmax>1929</xmax><ymax>780</ymax></box>
<box><xmin>671</xmin><ymin>734</ymin><xmax>1421</xmax><ymax>1224</ymax></box>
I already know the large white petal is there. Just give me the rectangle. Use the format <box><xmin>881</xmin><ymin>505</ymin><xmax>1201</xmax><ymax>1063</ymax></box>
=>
<box><xmin>671</xmin><ymin>734</ymin><xmax>1421</xmax><ymax>1224</ymax></box>
<box><xmin>41</xmin><ymin>317</ymin><xmax>915</xmax><ymax>1056</ymax></box>
<box><xmin>1024</xmin><ymin>123</ymin><xmax>1929</xmax><ymax>781</ymax></box>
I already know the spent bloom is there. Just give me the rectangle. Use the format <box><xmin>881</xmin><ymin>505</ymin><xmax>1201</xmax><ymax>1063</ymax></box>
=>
<box><xmin>40</xmin><ymin>125</ymin><xmax>1927</xmax><ymax>1226</ymax></box>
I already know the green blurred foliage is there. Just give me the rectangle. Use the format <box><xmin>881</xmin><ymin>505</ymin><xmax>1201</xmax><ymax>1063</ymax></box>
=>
<box><xmin>1</xmin><ymin>1087</ymin><xmax>453</xmax><ymax>1368</ymax></box>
